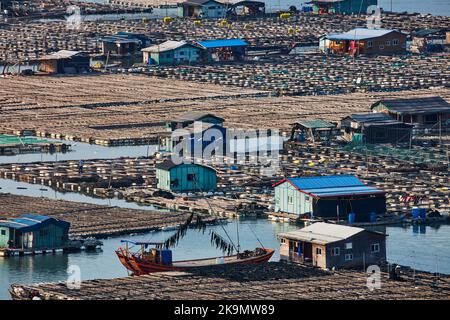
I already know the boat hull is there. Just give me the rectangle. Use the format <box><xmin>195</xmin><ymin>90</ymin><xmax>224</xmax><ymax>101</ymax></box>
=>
<box><xmin>116</xmin><ymin>248</ymin><xmax>275</xmax><ymax>275</ymax></box>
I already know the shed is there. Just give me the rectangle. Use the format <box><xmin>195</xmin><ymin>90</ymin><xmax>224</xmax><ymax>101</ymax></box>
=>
<box><xmin>226</xmin><ymin>1</ymin><xmax>265</xmax><ymax>17</ymax></box>
<box><xmin>289</xmin><ymin>119</ymin><xmax>337</xmax><ymax>142</ymax></box>
<box><xmin>307</xmin><ymin>0</ymin><xmax>377</xmax><ymax>15</ymax></box>
<box><xmin>371</xmin><ymin>97</ymin><xmax>450</xmax><ymax>127</ymax></box>
<box><xmin>142</xmin><ymin>41</ymin><xmax>205</xmax><ymax>65</ymax></box>
<box><xmin>178</xmin><ymin>0</ymin><xmax>228</xmax><ymax>18</ymax></box>
<box><xmin>273</xmin><ymin>175</ymin><xmax>386</xmax><ymax>222</ymax></box>
<box><xmin>278</xmin><ymin>222</ymin><xmax>387</xmax><ymax>269</ymax></box>
<box><xmin>0</xmin><ymin>214</ymin><xmax>70</xmax><ymax>251</ymax></box>
<box><xmin>198</xmin><ymin>39</ymin><xmax>248</xmax><ymax>61</ymax></box>
<box><xmin>320</xmin><ymin>28</ymin><xmax>407</xmax><ymax>55</ymax></box>
<box><xmin>100</xmin><ymin>34</ymin><xmax>147</xmax><ymax>57</ymax></box>
<box><xmin>167</xmin><ymin>111</ymin><xmax>224</xmax><ymax>131</ymax></box>
<box><xmin>340</xmin><ymin>113</ymin><xmax>413</xmax><ymax>144</ymax></box>
<box><xmin>39</xmin><ymin>50</ymin><xmax>90</xmax><ymax>74</ymax></box>
<box><xmin>155</xmin><ymin>160</ymin><xmax>217</xmax><ymax>192</ymax></box>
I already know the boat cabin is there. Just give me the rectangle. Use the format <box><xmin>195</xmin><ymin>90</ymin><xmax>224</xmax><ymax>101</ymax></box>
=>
<box><xmin>120</xmin><ymin>240</ymin><xmax>173</xmax><ymax>265</ymax></box>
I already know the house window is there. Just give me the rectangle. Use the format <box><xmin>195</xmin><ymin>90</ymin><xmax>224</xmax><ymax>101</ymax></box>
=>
<box><xmin>371</xmin><ymin>243</ymin><xmax>380</xmax><ymax>253</ymax></box>
<box><xmin>315</xmin><ymin>248</ymin><xmax>322</xmax><ymax>255</ymax></box>
<box><xmin>305</xmin><ymin>195</ymin><xmax>310</xmax><ymax>202</ymax></box>
<box><xmin>386</xmin><ymin>40</ymin><xmax>391</xmax><ymax>46</ymax></box>
<box><xmin>1</xmin><ymin>230</ymin><xmax>6</xmax><ymax>236</ymax></box>
<box><xmin>379</xmin><ymin>45</ymin><xmax>384</xmax><ymax>49</ymax></box>
<box><xmin>345</xmin><ymin>242</ymin><xmax>352</xmax><ymax>250</ymax></box>
<box><xmin>281</xmin><ymin>238</ymin><xmax>286</xmax><ymax>244</ymax></box>
<box><xmin>345</xmin><ymin>253</ymin><xmax>353</xmax><ymax>261</ymax></box>
<box><xmin>288</xmin><ymin>196</ymin><xmax>293</xmax><ymax>204</ymax></box>
<box><xmin>171</xmin><ymin>179</ymin><xmax>179</xmax><ymax>187</ymax></box>
<box><xmin>187</xmin><ymin>174</ymin><xmax>196</xmax><ymax>181</ymax></box>
<box><xmin>367</xmin><ymin>41</ymin><xmax>373</xmax><ymax>48</ymax></box>
<box><xmin>179</xmin><ymin>51</ymin><xmax>184</xmax><ymax>56</ymax></box>
<box><xmin>331</xmin><ymin>247</ymin><xmax>340</xmax><ymax>256</ymax></box>
<box><xmin>393</xmin><ymin>39</ymin><xmax>399</xmax><ymax>46</ymax></box>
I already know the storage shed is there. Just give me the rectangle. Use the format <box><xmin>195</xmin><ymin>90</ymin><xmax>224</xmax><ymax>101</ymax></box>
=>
<box><xmin>178</xmin><ymin>0</ymin><xmax>228</xmax><ymax>18</ymax></box>
<box><xmin>0</xmin><ymin>214</ymin><xmax>70</xmax><ymax>252</ymax></box>
<box><xmin>273</xmin><ymin>175</ymin><xmax>386</xmax><ymax>222</ymax></box>
<box><xmin>39</xmin><ymin>50</ymin><xmax>90</xmax><ymax>74</ymax></box>
<box><xmin>155</xmin><ymin>160</ymin><xmax>217</xmax><ymax>192</ymax></box>
<box><xmin>289</xmin><ymin>119</ymin><xmax>337</xmax><ymax>142</ymax></box>
<box><xmin>320</xmin><ymin>28</ymin><xmax>407</xmax><ymax>55</ymax></box>
<box><xmin>340</xmin><ymin>113</ymin><xmax>413</xmax><ymax>144</ymax></box>
<box><xmin>198</xmin><ymin>39</ymin><xmax>249</xmax><ymax>61</ymax></box>
<box><xmin>371</xmin><ymin>96</ymin><xmax>450</xmax><ymax>128</ymax></box>
<box><xmin>142</xmin><ymin>41</ymin><xmax>205</xmax><ymax>65</ymax></box>
<box><xmin>166</xmin><ymin>111</ymin><xmax>225</xmax><ymax>131</ymax></box>
<box><xmin>279</xmin><ymin>222</ymin><xmax>387</xmax><ymax>269</ymax></box>
<box><xmin>307</xmin><ymin>0</ymin><xmax>377</xmax><ymax>14</ymax></box>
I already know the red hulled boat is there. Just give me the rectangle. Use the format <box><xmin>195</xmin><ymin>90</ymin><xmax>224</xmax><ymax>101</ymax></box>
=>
<box><xmin>116</xmin><ymin>240</ymin><xmax>275</xmax><ymax>275</ymax></box>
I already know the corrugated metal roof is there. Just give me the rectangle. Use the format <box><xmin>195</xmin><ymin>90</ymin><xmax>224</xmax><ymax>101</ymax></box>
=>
<box><xmin>371</xmin><ymin>96</ymin><xmax>450</xmax><ymax>115</ymax></box>
<box><xmin>39</xmin><ymin>50</ymin><xmax>83</xmax><ymax>60</ymax></box>
<box><xmin>278</xmin><ymin>222</ymin><xmax>367</xmax><ymax>245</ymax></box>
<box><xmin>142</xmin><ymin>41</ymin><xmax>200</xmax><ymax>53</ymax></box>
<box><xmin>173</xmin><ymin>112</ymin><xmax>224</xmax><ymax>123</ymax></box>
<box><xmin>275</xmin><ymin>175</ymin><xmax>385</xmax><ymax>198</ymax></box>
<box><xmin>297</xmin><ymin>119</ymin><xmax>335</xmax><ymax>129</ymax></box>
<box><xmin>0</xmin><ymin>214</ymin><xmax>70</xmax><ymax>232</ymax></box>
<box><xmin>325</xmin><ymin>28</ymin><xmax>398</xmax><ymax>41</ymax></box>
<box><xmin>349</xmin><ymin>113</ymin><xmax>394</xmax><ymax>123</ymax></box>
<box><xmin>198</xmin><ymin>39</ymin><xmax>249</xmax><ymax>49</ymax></box>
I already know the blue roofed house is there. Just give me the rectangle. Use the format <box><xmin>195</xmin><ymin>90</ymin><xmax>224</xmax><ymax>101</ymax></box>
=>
<box><xmin>0</xmin><ymin>214</ymin><xmax>70</xmax><ymax>255</ymax></box>
<box><xmin>198</xmin><ymin>39</ymin><xmax>248</xmax><ymax>61</ymax></box>
<box><xmin>273</xmin><ymin>175</ymin><xmax>386</xmax><ymax>222</ymax></box>
<box><xmin>320</xmin><ymin>28</ymin><xmax>407</xmax><ymax>55</ymax></box>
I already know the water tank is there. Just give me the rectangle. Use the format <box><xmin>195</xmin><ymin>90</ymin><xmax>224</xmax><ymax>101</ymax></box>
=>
<box><xmin>348</xmin><ymin>212</ymin><xmax>356</xmax><ymax>224</ymax></box>
<box><xmin>370</xmin><ymin>212</ymin><xmax>377</xmax><ymax>223</ymax></box>
<box><xmin>160</xmin><ymin>250</ymin><xmax>173</xmax><ymax>265</ymax></box>
<box><xmin>411</xmin><ymin>207</ymin><xmax>420</xmax><ymax>219</ymax></box>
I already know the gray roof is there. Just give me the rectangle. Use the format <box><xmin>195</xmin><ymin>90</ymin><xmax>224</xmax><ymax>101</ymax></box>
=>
<box><xmin>278</xmin><ymin>222</ymin><xmax>384</xmax><ymax>245</ymax></box>
<box><xmin>371</xmin><ymin>96</ymin><xmax>450</xmax><ymax>115</ymax></box>
<box><xmin>296</xmin><ymin>119</ymin><xmax>335</xmax><ymax>129</ymax></box>
<box><xmin>325</xmin><ymin>28</ymin><xmax>400</xmax><ymax>41</ymax></box>
<box><xmin>181</xmin><ymin>0</ymin><xmax>226</xmax><ymax>6</ymax></box>
<box><xmin>142</xmin><ymin>41</ymin><xmax>201</xmax><ymax>53</ymax></box>
<box><xmin>349</xmin><ymin>113</ymin><xmax>394</xmax><ymax>123</ymax></box>
<box><xmin>39</xmin><ymin>50</ymin><xmax>84</xmax><ymax>60</ymax></box>
<box><xmin>173</xmin><ymin>112</ymin><xmax>224</xmax><ymax>123</ymax></box>
<box><xmin>155</xmin><ymin>159</ymin><xmax>217</xmax><ymax>172</ymax></box>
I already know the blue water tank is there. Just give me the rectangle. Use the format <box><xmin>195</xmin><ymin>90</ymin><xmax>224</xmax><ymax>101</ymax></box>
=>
<box><xmin>161</xmin><ymin>250</ymin><xmax>173</xmax><ymax>265</ymax></box>
<box><xmin>230</xmin><ymin>165</ymin><xmax>238</xmax><ymax>171</ymax></box>
<box><xmin>348</xmin><ymin>212</ymin><xmax>356</xmax><ymax>224</ymax></box>
<box><xmin>370</xmin><ymin>212</ymin><xmax>377</xmax><ymax>223</ymax></box>
<box><xmin>411</xmin><ymin>207</ymin><xmax>420</xmax><ymax>219</ymax></box>
<box><xmin>419</xmin><ymin>208</ymin><xmax>427</xmax><ymax>221</ymax></box>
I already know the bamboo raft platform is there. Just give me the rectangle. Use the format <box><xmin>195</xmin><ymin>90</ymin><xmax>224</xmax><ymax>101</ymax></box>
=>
<box><xmin>0</xmin><ymin>193</ymin><xmax>221</xmax><ymax>238</ymax></box>
<box><xmin>0</xmin><ymin>73</ymin><xmax>448</xmax><ymax>146</ymax></box>
<box><xmin>9</xmin><ymin>262</ymin><xmax>450</xmax><ymax>300</ymax></box>
<box><xmin>0</xmin><ymin>11</ymin><xmax>448</xmax><ymax>62</ymax></box>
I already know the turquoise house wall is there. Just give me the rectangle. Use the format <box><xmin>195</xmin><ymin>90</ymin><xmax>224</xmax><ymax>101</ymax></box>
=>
<box><xmin>157</xmin><ymin>164</ymin><xmax>217</xmax><ymax>192</ymax></box>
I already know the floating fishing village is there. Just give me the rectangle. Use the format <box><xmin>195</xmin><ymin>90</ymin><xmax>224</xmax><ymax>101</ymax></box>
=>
<box><xmin>0</xmin><ymin>0</ymin><xmax>449</xmax><ymax>303</ymax></box>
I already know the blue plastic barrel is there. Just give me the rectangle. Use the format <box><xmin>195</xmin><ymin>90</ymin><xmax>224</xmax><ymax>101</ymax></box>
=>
<box><xmin>161</xmin><ymin>250</ymin><xmax>173</xmax><ymax>265</ymax></box>
<box><xmin>370</xmin><ymin>212</ymin><xmax>377</xmax><ymax>223</ymax></box>
<box><xmin>411</xmin><ymin>207</ymin><xmax>420</xmax><ymax>219</ymax></box>
<box><xmin>348</xmin><ymin>212</ymin><xmax>356</xmax><ymax>224</ymax></box>
<box><xmin>230</xmin><ymin>165</ymin><xmax>238</xmax><ymax>171</ymax></box>
<box><xmin>419</xmin><ymin>208</ymin><xmax>427</xmax><ymax>221</ymax></box>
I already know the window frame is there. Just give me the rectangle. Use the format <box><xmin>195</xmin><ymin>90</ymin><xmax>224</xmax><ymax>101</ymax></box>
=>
<box><xmin>331</xmin><ymin>247</ymin><xmax>340</xmax><ymax>256</ymax></box>
<box><xmin>345</xmin><ymin>242</ymin><xmax>353</xmax><ymax>250</ymax></box>
<box><xmin>345</xmin><ymin>253</ymin><xmax>353</xmax><ymax>261</ymax></box>
<box><xmin>315</xmin><ymin>247</ymin><xmax>322</xmax><ymax>255</ymax></box>
<box><xmin>371</xmin><ymin>243</ymin><xmax>380</xmax><ymax>253</ymax></box>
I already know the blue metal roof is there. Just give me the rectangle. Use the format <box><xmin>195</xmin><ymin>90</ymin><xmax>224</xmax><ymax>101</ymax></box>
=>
<box><xmin>325</xmin><ymin>28</ymin><xmax>397</xmax><ymax>41</ymax></box>
<box><xmin>0</xmin><ymin>214</ymin><xmax>70</xmax><ymax>233</ymax></box>
<box><xmin>198</xmin><ymin>39</ymin><xmax>249</xmax><ymax>49</ymax></box>
<box><xmin>280</xmin><ymin>175</ymin><xmax>384</xmax><ymax>198</ymax></box>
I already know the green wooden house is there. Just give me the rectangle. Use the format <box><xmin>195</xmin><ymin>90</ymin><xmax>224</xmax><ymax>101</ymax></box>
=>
<box><xmin>0</xmin><ymin>214</ymin><xmax>70</xmax><ymax>252</ymax></box>
<box><xmin>142</xmin><ymin>40</ymin><xmax>205</xmax><ymax>65</ymax></box>
<box><xmin>309</xmin><ymin>0</ymin><xmax>378</xmax><ymax>15</ymax></box>
<box><xmin>155</xmin><ymin>160</ymin><xmax>217</xmax><ymax>192</ymax></box>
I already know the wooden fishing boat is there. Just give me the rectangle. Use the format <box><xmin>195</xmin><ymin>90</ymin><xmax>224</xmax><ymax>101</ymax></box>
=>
<box><xmin>116</xmin><ymin>240</ymin><xmax>275</xmax><ymax>275</ymax></box>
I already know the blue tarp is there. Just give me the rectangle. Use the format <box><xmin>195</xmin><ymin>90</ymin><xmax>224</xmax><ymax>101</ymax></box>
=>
<box><xmin>198</xmin><ymin>39</ymin><xmax>249</xmax><ymax>49</ymax></box>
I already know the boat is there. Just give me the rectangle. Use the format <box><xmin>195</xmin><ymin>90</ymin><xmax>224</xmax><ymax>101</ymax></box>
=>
<box><xmin>116</xmin><ymin>240</ymin><xmax>274</xmax><ymax>275</ymax></box>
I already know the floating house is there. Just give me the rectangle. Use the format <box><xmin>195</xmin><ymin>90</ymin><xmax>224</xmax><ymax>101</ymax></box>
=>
<box><xmin>289</xmin><ymin>119</ymin><xmax>337</xmax><ymax>142</ymax></box>
<box><xmin>100</xmin><ymin>32</ymin><xmax>150</xmax><ymax>57</ymax></box>
<box><xmin>155</xmin><ymin>160</ymin><xmax>217</xmax><ymax>192</ymax></box>
<box><xmin>0</xmin><ymin>214</ymin><xmax>70</xmax><ymax>256</ymax></box>
<box><xmin>307</xmin><ymin>0</ymin><xmax>378</xmax><ymax>15</ymax></box>
<box><xmin>226</xmin><ymin>1</ymin><xmax>265</xmax><ymax>18</ymax></box>
<box><xmin>39</xmin><ymin>50</ymin><xmax>90</xmax><ymax>74</ymax></box>
<box><xmin>177</xmin><ymin>0</ymin><xmax>228</xmax><ymax>18</ymax></box>
<box><xmin>278</xmin><ymin>222</ymin><xmax>387</xmax><ymax>269</ymax></box>
<box><xmin>198</xmin><ymin>39</ymin><xmax>249</xmax><ymax>62</ymax></box>
<box><xmin>340</xmin><ymin>113</ymin><xmax>413</xmax><ymax>144</ymax></box>
<box><xmin>410</xmin><ymin>29</ymin><xmax>446</xmax><ymax>53</ymax></box>
<box><xmin>273</xmin><ymin>175</ymin><xmax>386</xmax><ymax>222</ymax></box>
<box><xmin>167</xmin><ymin>112</ymin><xmax>225</xmax><ymax>131</ymax></box>
<box><xmin>142</xmin><ymin>41</ymin><xmax>204</xmax><ymax>65</ymax></box>
<box><xmin>320</xmin><ymin>28</ymin><xmax>407</xmax><ymax>55</ymax></box>
<box><xmin>371</xmin><ymin>97</ymin><xmax>450</xmax><ymax>128</ymax></box>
